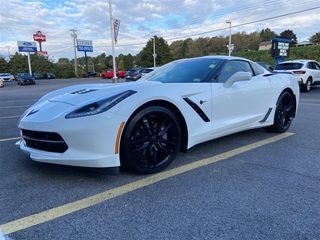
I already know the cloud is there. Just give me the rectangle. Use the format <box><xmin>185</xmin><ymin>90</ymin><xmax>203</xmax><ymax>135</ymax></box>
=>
<box><xmin>0</xmin><ymin>0</ymin><xmax>319</xmax><ymax>61</ymax></box>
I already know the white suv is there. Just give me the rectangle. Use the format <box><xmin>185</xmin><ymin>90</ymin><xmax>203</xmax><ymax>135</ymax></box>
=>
<box><xmin>274</xmin><ymin>59</ymin><xmax>320</xmax><ymax>92</ymax></box>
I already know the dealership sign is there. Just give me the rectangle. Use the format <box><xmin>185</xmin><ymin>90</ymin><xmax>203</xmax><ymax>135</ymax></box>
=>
<box><xmin>37</xmin><ymin>51</ymin><xmax>48</xmax><ymax>55</ymax></box>
<box><xmin>33</xmin><ymin>30</ymin><xmax>46</xmax><ymax>42</ymax></box>
<box><xmin>77</xmin><ymin>39</ymin><xmax>93</xmax><ymax>52</ymax></box>
<box><xmin>17</xmin><ymin>41</ymin><xmax>37</xmax><ymax>52</ymax></box>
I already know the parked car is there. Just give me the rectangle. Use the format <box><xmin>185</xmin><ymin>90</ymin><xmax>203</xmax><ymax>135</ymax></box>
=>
<box><xmin>0</xmin><ymin>78</ymin><xmax>4</xmax><ymax>87</ymax></box>
<box><xmin>83</xmin><ymin>71</ymin><xmax>97</xmax><ymax>78</ymax></box>
<box><xmin>16</xmin><ymin>73</ymin><xmax>35</xmax><ymax>85</ymax></box>
<box><xmin>33</xmin><ymin>73</ymin><xmax>43</xmax><ymax>79</ymax></box>
<box><xmin>43</xmin><ymin>72</ymin><xmax>56</xmax><ymax>79</ymax></box>
<box><xmin>16</xmin><ymin>56</ymin><xmax>299</xmax><ymax>174</ymax></box>
<box><xmin>0</xmin><ymin>73</ymin><xmax>14</xmax><ymax>81</ymax></box>
<box><xmin>141</xmin><ymin>67</ymin><xmax>156</xmax><ymax>76</ymax></box>
<box><xmin>273</xmin><ymin>59</ymin><xmax>320</xmax><ymax>92</ymax></box>
<box><xmin>257</xmin><ymin>62</ymin><xmax>274</xmax><ymax>72</ymax></box>
<box><xmin>100</xmin><ymin>70</ymin><xmax>126</xmax><ymax>79</ymax></box>
<box><xmin>125</xmin><ymin>68</ymin><xmax>145</xmax><ymax>81</ymax></box>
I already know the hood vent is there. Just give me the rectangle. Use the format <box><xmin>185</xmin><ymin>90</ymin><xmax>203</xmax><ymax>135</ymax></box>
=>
<box><xmin>71</xmin><ymin>89</ymin><xmax>98</xmax><ymax>94</ymax></box>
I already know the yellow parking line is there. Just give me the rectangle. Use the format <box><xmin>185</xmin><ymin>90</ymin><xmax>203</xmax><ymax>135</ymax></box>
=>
<box><xmin>0</xmin><ymin>132</ymin><xmax>294</xmax><ymax>235</ymax></box>
<box><xmin>0</xmin><ymin>137</ymin><xmax>20</xmax><ymax>142</ymax></box>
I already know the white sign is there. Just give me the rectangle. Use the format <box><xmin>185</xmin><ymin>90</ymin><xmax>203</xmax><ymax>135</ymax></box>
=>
<box><xmin>77</xmin><ymin>39</ymin><xmax>92</xmax><ymax>46</ymax></box>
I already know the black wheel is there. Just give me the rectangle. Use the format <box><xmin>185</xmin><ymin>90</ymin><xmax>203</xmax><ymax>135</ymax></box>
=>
<box><xmin>120</xmin><ymin>106</ymin><xmax>181</xmax><ymax>174</ymax></box>
<box><xmin>265</xmin><ymin>92</ymin><xmax>295</xmax><ymax>133</ymax></box>
<box><xmin>302</xmin><ymin>78</ymin><xmax>312</xmax><ymax>92</ymax></box>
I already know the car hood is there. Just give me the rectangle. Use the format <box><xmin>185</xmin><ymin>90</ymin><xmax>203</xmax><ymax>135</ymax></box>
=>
<box><xmin>37</xmin><ymin>81</ymin><xmax>160</xmax><ymax>106</ymax></box>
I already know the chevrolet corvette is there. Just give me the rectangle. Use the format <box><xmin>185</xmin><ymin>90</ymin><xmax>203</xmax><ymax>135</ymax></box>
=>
<box><xmin>16</xmin><ymin>56</ymin><xmax>300</xmax><ymax>174</ymax></box>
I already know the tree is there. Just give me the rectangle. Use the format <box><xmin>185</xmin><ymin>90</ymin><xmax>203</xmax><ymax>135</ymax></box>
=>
<box><xmin>279</xmin><ymin>29</ymin><xmax>297</xmax><ymax>44</ymax></box>
<box><xmin>309</xmin><ymin>32</ymin><xmax>320</xmax><ymax>44</ymax></box>
<box><xmin>0</xmin><ymin>57</ymin><xmax>8</xmax><ymax>72</ymax></box>
<box><xmin>260</xmin><ymin>28</ymin><xmax>278</xmax><ymax>41</ymax></box>
<box><xmin>136</xmin><ymin>36</ymin><xmax>173</xmax><ymax>67</ymax></box>
<box><xmin>57</xmin><ymin>58</ymin><xmax>70</xmax><ymax>64</ymax></box>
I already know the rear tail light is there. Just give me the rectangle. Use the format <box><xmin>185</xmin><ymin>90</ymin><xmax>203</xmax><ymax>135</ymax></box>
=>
<box><xmin>293</xmin><ymin>70</ymin><xmax>306</xmax><ymax>74</ymax></box>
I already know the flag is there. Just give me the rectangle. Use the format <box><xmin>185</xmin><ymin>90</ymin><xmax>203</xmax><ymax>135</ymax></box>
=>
<box><xmin>113</xmin><ymin>19</ymin><xmax>120</xmax><ymax>44</ymax></box>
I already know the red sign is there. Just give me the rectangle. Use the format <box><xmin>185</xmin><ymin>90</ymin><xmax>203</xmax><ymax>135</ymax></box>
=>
<box><xmin>33</xmin><ymin>30</ymin><xmax>46</xmax><ymax>42</ymax></box>
<box><xmin>37</xmin><ymin>51</ymin><xmax>48</xmax><ymax>55</ymax></box>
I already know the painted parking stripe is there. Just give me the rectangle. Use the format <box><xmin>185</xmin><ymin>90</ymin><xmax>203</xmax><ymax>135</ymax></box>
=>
<box><xmin>0</xmin><ymin>132</ymin><xmax>294</xmax><ymax>235</ymax></box>
<box><xmin>0</xmin><ymin>116</ymin><xmax>20</xmax><ymax>119</ymax></box>
<box><xmin>0</xmin><ymin>106</ymin><xmax>30</xmax><ymax>109</ymax></box>
<box><xmin>0</xmin><ymin>137</ymin><xmax>20</xmax><ymax>142</ymax></box>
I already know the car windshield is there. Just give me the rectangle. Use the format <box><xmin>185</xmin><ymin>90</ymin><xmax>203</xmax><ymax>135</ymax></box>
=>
<box><xmin>0</xmin><ymin>73</ymin><xmax>10</xmax><ymax>76</ymax></box>
<box><xmin>140</xmin><ymin>58</ymin><xmax>222</xmax><ymax>83</ymax></box>
<box><xmin>275</xmin><ymin>63</ymin><xmax>303</xmax><ymax>70</ymax></box>
<box><xmin>20</xmin><ymin>73</ymin><xmax>32</xmax><ymax>78</ymax></box>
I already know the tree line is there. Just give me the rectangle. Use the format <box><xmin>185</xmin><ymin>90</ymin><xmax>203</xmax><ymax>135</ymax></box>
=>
<box><xmin>1</xmin><ymin>28</ymin><xmax>319</xmax><ymax>78</ymax></box>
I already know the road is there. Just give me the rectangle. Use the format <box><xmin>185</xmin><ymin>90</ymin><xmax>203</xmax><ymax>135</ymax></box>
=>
<box><xmin>0</xmin><ymin>79</ymin><xmax>320</xmax><ymax>240</ymax></box>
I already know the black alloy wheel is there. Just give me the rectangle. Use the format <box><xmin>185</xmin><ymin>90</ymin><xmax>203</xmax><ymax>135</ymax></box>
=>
<box><xmin>120</xmin><ymin>106</ymin><xmax>181</xmax><ymax>174</ymax></box>
<box><xmin>265</xmin><ymin>92</ymin><xmax>295</xmax><ymax>133</ymax></box>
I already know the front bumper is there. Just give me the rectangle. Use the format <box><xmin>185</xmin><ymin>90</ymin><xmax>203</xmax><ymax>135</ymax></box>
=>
<box><xmin>17</xmin><ymin>101</ymin><xmax>125</xmax><ymax>168</ymax></box>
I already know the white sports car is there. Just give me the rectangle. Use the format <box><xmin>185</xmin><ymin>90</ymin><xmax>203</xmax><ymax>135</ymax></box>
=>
<box><xmin>16</xmin><ymin>56</ymin><xmax>300</xmax><ymax>174</ymax></box>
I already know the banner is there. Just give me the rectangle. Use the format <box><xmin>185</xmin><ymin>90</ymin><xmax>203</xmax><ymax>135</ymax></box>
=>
<box><xmin>113</xmin><ymin>19</ymin><xmax>120</xmax><ymax>44</ymax></box>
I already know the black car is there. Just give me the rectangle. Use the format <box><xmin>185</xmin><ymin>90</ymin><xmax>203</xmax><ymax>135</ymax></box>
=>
<box><xmin>83</xmin><ymin>71</ymin><xmax>97</xmax><ymax>78</ymax></box>
<box><xmin>33</xmin><ymin>72</ymin><xmax>43</xmax><ymax>79</ymax></box>
<box><xmin>125</xmin><ymin>68</ymin><xmax>146</xmax><ymax>82</ymax></box>
<box><xmin>44</xmin><ymin>72</ymin><xmax>56</xmax><ymax>79</ymax></box>
<box><xmin>16</xmin><ymin>73</ymin><xmax>35</xmax><ymax>85</ymax></box>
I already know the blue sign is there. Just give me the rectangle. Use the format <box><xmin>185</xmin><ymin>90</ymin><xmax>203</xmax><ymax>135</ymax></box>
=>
<box><xmin>77</xmin><ymin>45</ymin><xmax>93</xmax><ymax>52</ymax></box>
<box><xmin>17</xmin><ymin>41</ymin><xmax>37</xmax><ymax>52</ymax></box>
<box><xmin>76</xmin><ymin>39</ymin><xmax>93</xmax><ymax>52</ymax></box>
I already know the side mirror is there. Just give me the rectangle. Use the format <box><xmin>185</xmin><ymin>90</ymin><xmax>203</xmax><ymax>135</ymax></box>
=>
<box><xmin>223</xmin><ymin>72</ymin><xmax>252</xmax><ymax>88</ymax></box>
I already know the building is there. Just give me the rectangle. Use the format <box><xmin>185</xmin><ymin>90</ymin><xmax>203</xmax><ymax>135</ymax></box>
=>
<box><xmin>258</xmin><ymin>41</ymin><xmax>272</xmax><ymax>50</ymax></box>
<box><xmin>294</xmin><ymin>41</ymin><xmax>315</xmax><ymax>47</ymax></box>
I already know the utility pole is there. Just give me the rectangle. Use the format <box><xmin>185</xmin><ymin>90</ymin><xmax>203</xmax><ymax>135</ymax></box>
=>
<box><xmin>5</xmin><ymin>46</ymin><xmax>10</xmax><ymax>60</ymax></box>
<box><xmin>70</xmin><ymin>29</ymin><xmax>78</xmax><ymax>77</ymax></box>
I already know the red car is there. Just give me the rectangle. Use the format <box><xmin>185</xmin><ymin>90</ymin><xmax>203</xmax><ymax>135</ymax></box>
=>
<box><xmin>100</xmin><ymin>70</ymin><xmax>126</xmax><ymax>79</ymax></box>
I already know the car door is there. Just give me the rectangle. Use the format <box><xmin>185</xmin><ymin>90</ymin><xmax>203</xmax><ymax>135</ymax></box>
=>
<box><xmin>210</xmin><ymin>60</ymin><xmax>272</xmax><ymax>138</ymax></box>
<box><xmin>310</xmin><ymin>61</ymin><xmax>320</xmax><ymax>84</ymax></box>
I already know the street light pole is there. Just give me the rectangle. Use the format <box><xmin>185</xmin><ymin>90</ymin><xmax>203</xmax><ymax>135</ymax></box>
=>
<box><xmin>226</xmin><ymin>21</ymin><xmax>232</xmax><ymax>56</ymax></box>
<box><xmin>152</xmin><ymin>37</ymin><xmax>156</xmax><ymax>68</ymax></box>
<box><xmin>109</xmin><ymin>0</ymin><xmax>118</xmax><ymax>83</ymax></box>
<box><xmin>70</xmin><ymin>29</ymin><xmax>78</xmax><ymax>77</ymax></box>
<box><xmin>5</xmin><ymin>46</ymin><xmax>10</xmax><ymax>60</ymax></box>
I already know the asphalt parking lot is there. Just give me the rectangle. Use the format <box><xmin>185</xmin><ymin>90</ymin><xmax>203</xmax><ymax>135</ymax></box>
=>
<box><xmin>0</xmin><ymin>79</ymin><xmax>320</xmax><ymax>239</ymax></box>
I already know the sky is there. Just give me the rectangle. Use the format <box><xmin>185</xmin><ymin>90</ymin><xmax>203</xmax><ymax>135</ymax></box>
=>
<box><xmin>0</xmin><ymin>0</ymin><xmax>319</xmax><ymax>62</ymax></box>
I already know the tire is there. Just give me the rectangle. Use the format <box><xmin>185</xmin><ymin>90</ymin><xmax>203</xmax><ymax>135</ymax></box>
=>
<box><xmin>265</xmin><ymin>92</ymin><xmax>295</xmax><ymax>133</ymax></box>
<box><xmin>302</xmin><ymin>78</ymin><xmax>312</xmax><ymax>92</ymax></box>
<box><xmin>120</xmin><ymin>106</ymin><xmax>181</xmax><ymax>174</ymax></box>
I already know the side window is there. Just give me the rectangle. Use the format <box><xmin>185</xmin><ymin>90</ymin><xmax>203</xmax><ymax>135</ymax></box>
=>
<box><xmin>307</xmin><ymin>62</ymin><xmax>314</xmax><ymax>69</ymax></box>
<box><xmin>251</xmin><ymin>62</ymin><xmax>266</xmax><ymax>75</ymax></box>
<box><xmin>314</xmin><ymin>62</ymin><xmax>320</xmax><ymax>70</ymax></box>
<box><xmin>218</xmin><ymin>60</ymin><xmax>253</xmax><ymax>83</ymax></box>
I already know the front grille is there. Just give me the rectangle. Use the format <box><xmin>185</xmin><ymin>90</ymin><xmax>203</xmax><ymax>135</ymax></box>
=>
<box><xmin>21</xmin><ymin>129</ymin><xmax>68</xmax><ymax>153</ymax></box>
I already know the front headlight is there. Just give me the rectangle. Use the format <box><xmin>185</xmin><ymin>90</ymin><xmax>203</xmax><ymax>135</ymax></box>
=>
<box><xmin>65</xmin><ymin>90</ymin><xmax>136</xmax><ymax>119</ymax></box>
